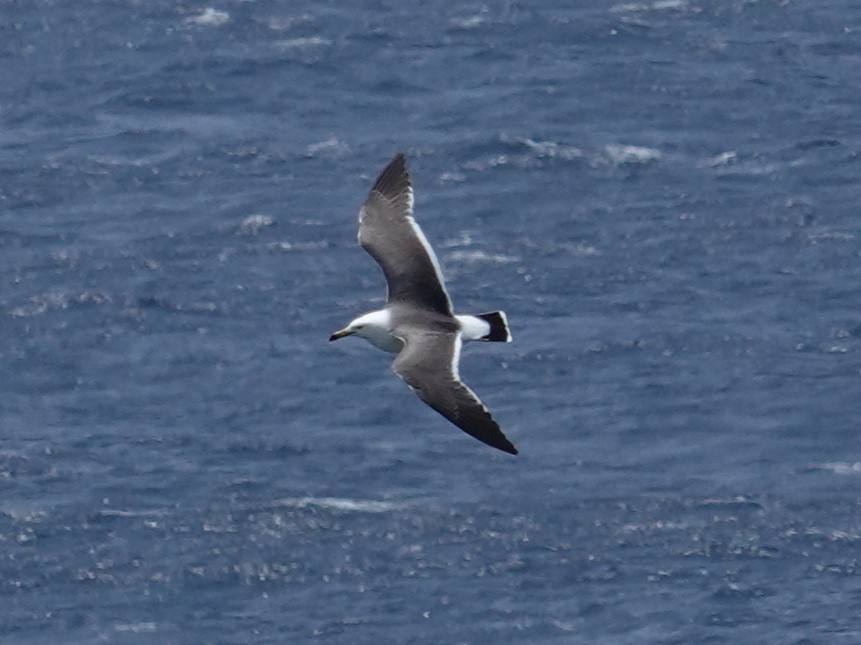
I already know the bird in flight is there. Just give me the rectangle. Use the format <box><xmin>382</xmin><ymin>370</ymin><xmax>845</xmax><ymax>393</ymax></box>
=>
<box><xmin>330</xmin><ymin>153</ymin><xmax>517</xmax><ymax>455</ymax></box>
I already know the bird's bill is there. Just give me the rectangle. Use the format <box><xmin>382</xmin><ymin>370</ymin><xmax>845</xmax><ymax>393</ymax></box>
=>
<box><xmin>329</xmin><ymin>328</ymin><xmax>354</xmax><ymax>342</ymax></box>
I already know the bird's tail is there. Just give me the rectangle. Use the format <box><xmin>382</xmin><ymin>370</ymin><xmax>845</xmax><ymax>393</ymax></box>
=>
<box><xmin>474</xmin><ymin>311</ymin><xmax>512</xmax><ymax>343</ymax></box>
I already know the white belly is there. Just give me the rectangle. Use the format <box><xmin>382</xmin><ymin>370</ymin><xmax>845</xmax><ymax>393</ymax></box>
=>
<box><xmin>364</xmin><ymin>326</ymin><xmax>404</xmax><ymax>353</ymax></box>
<box><xmin>354</xmin><ymin>311</ymin><xmax>487</xmax><ymax>354</ymax></box>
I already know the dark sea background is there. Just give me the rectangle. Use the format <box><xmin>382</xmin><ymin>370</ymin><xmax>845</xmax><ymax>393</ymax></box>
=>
<box><xmin>3</xmin><ymin>1</ymin><xmax>861</xmax><ymax>643</ymax></box>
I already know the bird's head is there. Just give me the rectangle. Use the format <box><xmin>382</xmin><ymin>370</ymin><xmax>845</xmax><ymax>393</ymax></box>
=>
<box><xmin>329</xmin><ymin>310</ymin><xmax>389</xmax><ymax>342</ymax></box>
<box><xmin>328</xmin><ymin>320</ymin><xmax>361</xmax><ymax>342</ymax></box>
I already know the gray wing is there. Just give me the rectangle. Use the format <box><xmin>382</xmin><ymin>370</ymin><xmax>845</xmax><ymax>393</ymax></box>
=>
<box><xmin>358</xmin><ymin>154</ymin><xmax>453</xmax><ymax>316</ymax></box>
<box><xmin>392</xmin><ymin>328</ymin><xmax>518</xmax><ymax>455</ymax></box>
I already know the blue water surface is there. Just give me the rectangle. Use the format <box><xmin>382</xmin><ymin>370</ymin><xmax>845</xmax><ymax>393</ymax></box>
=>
<box><xmin>2</xmin><ymin>1</ymin><xmax>861</xmax><ymax>643</ymax></box>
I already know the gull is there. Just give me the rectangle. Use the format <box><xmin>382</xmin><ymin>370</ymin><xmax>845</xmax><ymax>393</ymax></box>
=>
<box><xmin>330</xmin><ymin>153</ymin><xmax>517</xmax><ymax>455</ymax></box>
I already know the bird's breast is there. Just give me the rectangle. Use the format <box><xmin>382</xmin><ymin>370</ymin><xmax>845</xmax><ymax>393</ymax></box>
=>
<box><xmin>363</xmin><ymin>327</ymin><xmax>404</xmax><ymax>354</ymax></box>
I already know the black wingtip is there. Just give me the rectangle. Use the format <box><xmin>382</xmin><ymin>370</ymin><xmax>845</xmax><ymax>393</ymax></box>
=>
<box><xmin>463</xmin><ymin>418</ymin><xmax>519</xmax><ymax>456</ymax></box>
<box><xmin>371</xmin><ymin>152</ymin><xmax>411</xmax><ymax>201</ymax></box>
<box><xmin>502</xmin><ymin>443</ymin><xmax>519</xmax><ymax>456</ymax></box>
<box><xmin>496</xmin><ymin>436</ymin><xmax>519</xmax><ymax>455</ymax></box>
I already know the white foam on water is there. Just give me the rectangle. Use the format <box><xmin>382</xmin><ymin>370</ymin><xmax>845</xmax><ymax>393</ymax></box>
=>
<box><xmin>304</xmin><ymin>137</ymin><xmax>349</xmax><ymax>158</ymax></box>
<box><xmin>184</xmin><ymin>8</ymin><xmax>230</xmax><ymax>27</ymax></box>
<box><xmin>611</xmin><ymin>0</ymin><xmax>688</xmax><ymax>12</ymax></box>
<box><xmin>521</xmin><ymin>138</ymin><xmax>584</xmax><ymax>161</ymax></box>
<box><xmin>447</xmin><ymin>249</ymin><xmax>519</xmax><ymax>264</ymax></box>
<box><xmin>276</xmin><ymin>36</ymin><xmax>332</xmax><ymax>49</ymax></box>
<box><xmin>810</xmin><ymin>462</ymin><xmax>861</xmax><ymax>476</ymax></box>
<box><xmin>237</xmin><ymin>214</ymin><xmax>274</xmax><ymax>236</ymax></box>
<box><xmin>276</xmin><ymin>496</ymin><xmax>405</xmax><ymax>513</ymax></box>
<box><xmin>604</xmin><ymin>144</ymin><xmax>662</xmax><ymax>165</ymax></box>
<box><xmin>114</xmin><ymin>622</ymin><xmax>158</xmax><ymax>633</ymax></box>
<box><xmin>700</xmin><ymin>151</ymin><xmax>738</xmax><ymax>168</ymax></box>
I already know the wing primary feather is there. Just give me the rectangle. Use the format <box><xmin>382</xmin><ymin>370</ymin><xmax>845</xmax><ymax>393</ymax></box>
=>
<box><xmin>371</xmin><ymin>153</ymin><xmax>411</xmax><ymax>205</ymax></box>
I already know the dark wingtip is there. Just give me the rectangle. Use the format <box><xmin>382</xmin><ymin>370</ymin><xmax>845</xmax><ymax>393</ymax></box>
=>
<box><xmin>371</xmin><ymin>152</ymin><xmax>411</xmax><ymax>201</ymax></box>
<box><xmin>475</xmin><ymin>421</ymin><xmax>518</xmax><ymax>455</ymax></box>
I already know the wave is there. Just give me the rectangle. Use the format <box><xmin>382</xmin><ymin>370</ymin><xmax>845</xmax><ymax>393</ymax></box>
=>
<box><xmin>274</xmin><ymin>496</ymin><xmax>406</xmax><ymax>513</ymax></box>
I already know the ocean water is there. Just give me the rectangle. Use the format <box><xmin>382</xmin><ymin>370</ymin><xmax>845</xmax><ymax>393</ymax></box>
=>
<box><xmin>2</xmin><ymin>1</ymin><xmax>861</xmax><ymax>643</ymax></box>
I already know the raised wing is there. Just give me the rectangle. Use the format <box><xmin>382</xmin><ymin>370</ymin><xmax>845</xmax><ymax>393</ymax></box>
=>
<box><xmin>392</xmin><ymin>329</ymin><xmax>518</xmax><ymax>455</ymax></box>
<box><xmin>358</xmin><ymin>154</ymin><xmax>452</xmax><ymax>315</ymax></box>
